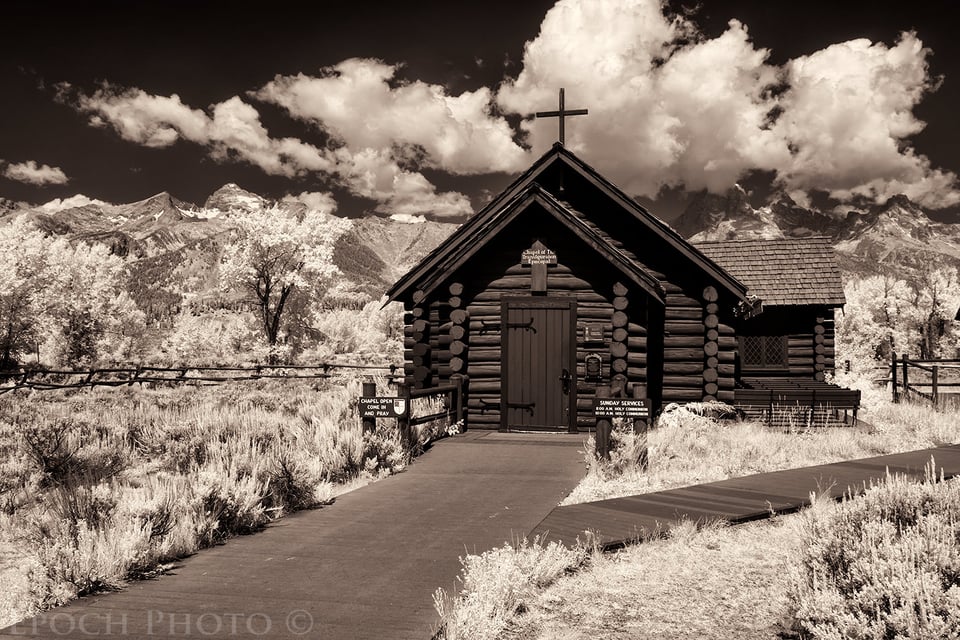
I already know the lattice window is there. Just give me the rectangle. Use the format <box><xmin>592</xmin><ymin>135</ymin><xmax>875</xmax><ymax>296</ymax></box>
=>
<box><xmin>740</xmin><ymin>335</ymin><xmax>788</xmax><ymax>369</ymax></box>
<box><xmin>742</xmin><ymin>335</ymin><xmax>764</xmax><ymax>367</ymax></box>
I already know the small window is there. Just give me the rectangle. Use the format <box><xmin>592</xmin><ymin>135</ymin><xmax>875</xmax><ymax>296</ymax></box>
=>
<box><xmin>741</xmin><ymin>335</ymin><xmax>787</xmax><ymax>370</ymax></box>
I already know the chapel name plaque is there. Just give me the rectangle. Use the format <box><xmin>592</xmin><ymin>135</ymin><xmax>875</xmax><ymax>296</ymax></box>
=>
<box><xmin>359</xmin><ymin>397</ymin><xmax>408</xmax><ymax>418</ymax></box>
<box><xmin>521</xmin><ymin>248</ymin><xmax>557</xmax><ymax>265</ymax></box>
<box><xmin>592</xmin><ymin>398</ymin><xmax>649</xmax><ymax>419</ymax></box>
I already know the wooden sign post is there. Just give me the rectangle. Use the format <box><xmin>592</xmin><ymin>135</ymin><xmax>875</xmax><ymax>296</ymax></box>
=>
<box><xmin>359</xmin><ymin>383</ymin><xmax>411</xmax><ymax>444</ymax></box>
<box><xmin>594</xmin><ymin>386</ymin><xmax>612</xmax><ymax>460</ymax></box>
<box><xmin>522</xmin><ymin>240</ymin><xmax>556</xmax><ymax>293</ymax></box>
<box><xmin>592</xmin><ymin>384</ymin><xmax>650</xmax><ymax>467</ymax></box>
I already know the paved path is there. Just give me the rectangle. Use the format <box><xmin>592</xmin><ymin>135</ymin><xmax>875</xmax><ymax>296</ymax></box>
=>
<box><xmin>1</xmin><ymin>431</ymin><xmax>585</xmax><ymax>640</ymax></box>
<box><xmin>533</xmin><ymin>443</ymin><xmax>960</xmax><ymax>548</ymax></box>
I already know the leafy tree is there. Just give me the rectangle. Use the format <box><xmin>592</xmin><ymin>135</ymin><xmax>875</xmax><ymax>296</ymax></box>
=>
<box><xmin>219</xmin><ymin>205</ymin><xmax>351</xmax><ymax>358</ymax></box>
<box><xmin>0</xmin><ymin>220</ymin><xmax>145</xmax><ymax>368</ymax></box>
<box><xmin>913</xmin><ymin>267</ymin><xmax>960</xmax><ymax>359</ymax></box>
<box><xmin>43</xmin><ymin>241</ymin><xmax>146</xmax><ymax>367</ymax></box>
<box><xmin>838</xmin><ymin>268</ymin><xmax>960</xmax><ymax>368</ymax></box>
<box><xmin>0</xmin><ymin>220</ymin><xmax>55</xmax><ymax>368</ymax></box>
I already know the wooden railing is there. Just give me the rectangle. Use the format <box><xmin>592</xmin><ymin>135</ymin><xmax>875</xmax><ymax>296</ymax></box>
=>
<box><xmin>0</xmin><ymin>363</ymin><xmax>403</xmax><ymax>394</ymax></box>
<box><xmin>891</xmin><ymin>353</ymin><xmax>960</xmax><ymax>407</ymax></box>
<box><xmin>361</xmin><ymin>376</ymin><xmax>465</xmax><ymax>448</ymax></box>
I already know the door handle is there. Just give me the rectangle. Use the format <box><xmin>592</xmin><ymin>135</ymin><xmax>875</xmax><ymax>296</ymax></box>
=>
<box><xmin>559</xmin><ymin>368</ymin><xmax>571</xmax><ymax>395</ymax></box>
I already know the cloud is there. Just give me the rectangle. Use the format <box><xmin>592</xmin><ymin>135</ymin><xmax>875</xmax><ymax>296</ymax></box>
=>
<box><xmin>771</xmin><ymin>33</ymin><xmax>959</xmax><ymax>208</ymax></box>
<box><xmin>283</xmin><ymin>190</ymin><xmax>338</xmax><ymax>213</ymax></box>
<box><xmin>77</xmin><ymin>87</ymin><xmax>331</xmax><ymax>177</ymax></box>
<box><xmin>79</xmin><ymin>89</ymin><xmax>207</xmax><ymax>148</ymax></box>
<box><xmin>39</xmin><ymin>194</ymin><xmax>109</xmax><ymax>212</ymax></box>
<box><xmin>72</xmin><ymin>85</ymin><xmax>470</xmax><ymax>217</ymax></box>
<box><xmin>256</xmin><ymin>58</ymin><xmax>528</xmax><ymax>175</ymax></box>
<box><xmin>331</xmin><ymin>146</ymin><xmax>472</xmax><ymax>217</ymax></box>
<box><xmin>497</xmin><ymin>0</ymin><xmax>957</xmax><ymax>208</ymax></box>
<box><xmin>3</xmin><ymin>160</ymin><xmax>69</xmax><ymax>185</ymax></box>
<box><xmin>390</xmin><ymin>213</ymin><xmax>427</xmax><ymax>224</ymax></box>
<box><xmin>61</xmin><ymin>2</ymin><xmax>957</xmax><ymax>215</ymax></box>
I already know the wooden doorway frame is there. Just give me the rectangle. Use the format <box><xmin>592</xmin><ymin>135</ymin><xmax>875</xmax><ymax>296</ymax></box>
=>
<box><xmin>501</xmin><ymin>296</ymin><xmax>578</xmax><ymax>433</ymax></box>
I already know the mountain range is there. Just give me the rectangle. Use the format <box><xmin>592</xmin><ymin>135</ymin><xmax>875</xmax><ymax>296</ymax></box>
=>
<box><xmin>0</xmin><ymin>184</ymin><xmax>457</xmax><ymax>321</ymax></box>
<box><xmin>675</xmin><ymin>187</ymin><xmax>960</xmax><ymax>277</ymax></box>
<box><xmin>2</xmin><ymin>182</ymin><xmax>958</xmax><ymax>322</ymax></box>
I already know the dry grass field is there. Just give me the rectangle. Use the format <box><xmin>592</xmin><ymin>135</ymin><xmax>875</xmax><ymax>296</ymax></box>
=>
<box><xmin>0</xmin><ymin>376</ymin><xmax>444</xmax><ymax>629</ymax></box>
<box><xmin>436</xmin><ymin>378</ymin><xmax>960</xmax><ymax>640</ymax></box>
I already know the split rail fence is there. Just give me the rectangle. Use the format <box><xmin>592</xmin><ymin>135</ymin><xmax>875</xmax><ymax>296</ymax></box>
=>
<box><xmin>0</xmin><ymin>363</ymin><xmax>403</xmax><ymax>394</ymax></box>
<box><xmin>891</xmin><ymin>353</ymin><xmax>960</xmax><ymax>408</ymax></box>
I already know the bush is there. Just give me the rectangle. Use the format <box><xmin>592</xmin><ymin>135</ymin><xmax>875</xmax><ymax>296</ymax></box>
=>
<box><xmin>789</xmin><ymin>462</ymin><xmax>960</xmax><ymax>639</ymax></box>
<box><xmin>0</xmin><ymin>379</ymin><xmax>420</xmax><ymax>625</ymax></box>
<box><xmin>433</xmin><ymin>536</ymin><xmax>588</xmax><ymax>640</ymax></box>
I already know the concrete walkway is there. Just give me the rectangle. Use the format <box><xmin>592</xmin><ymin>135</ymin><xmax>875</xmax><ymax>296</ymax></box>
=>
<box><xmin>533</xmin><ymin>443</ymin><xmax>960</xmax><ymax>548</ymax></box>
<box><xmin>1</xmin><ymin>431</ymin><xmax>585</xmax><ymax>640</ymax></box>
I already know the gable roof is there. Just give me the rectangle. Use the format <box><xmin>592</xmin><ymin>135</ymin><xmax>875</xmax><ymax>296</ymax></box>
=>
<box><xmin>387</xmin><ymin>144</ymin><xmax>747</xmax><ymax>303</ymax></box>
<box><xmin>693</xmin><ymin>237</ymin><xmax>845</xmax><ymax>307</ymax></box>
<box><xmin>408</xmin><ymin>184</ymin><xmax>666</xmax><ymax>302</ymax></box>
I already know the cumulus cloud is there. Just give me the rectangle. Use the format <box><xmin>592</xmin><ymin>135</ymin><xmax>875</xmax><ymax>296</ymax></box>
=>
<box><xmin>390</xmin><ymin>213</ymin><xmax>427</xmax><ymax>224</ymax></box>
<box><xmin>497</xmin><ymin>0</ymin><xmax>957</xmax><ymax>208</ymax></box>
<box><xmin>256</xmin><ymin>59</ymin><xmax>528</xmax><ymax>175</ymax></box>
<box><xmin>61</xmin><ymin>1</ymin><xmax>957</xmax><ymax>215</ymax></box>
<box><xmin>3</xmin><ymin>160</ymin><xmax>69</xmax><ymax>185</ymax></box>
<box><xmin>771</xmin><ymin>34</ymin><xmax>958</xmax><ymax>208</ymax></box>
<box><xmin>72</xmin><ymin>85</ymin><xmax>470</xmax><ymax>217</ymax></box>
<box><xmin>79</xmin><ymin>89</ymin><xmax>207</xmax><ymax>148</ymax></box>
<box><xmin>40</xmin><ymin>194</ymin><xmax>109</xmax><ymax>212</ymax></box>
<box><xmin>283</xmin><ymin>190</ymin><xmax>338</xmax><ymax>213</ymax></box>
<box><xmin>76</xmin><ymin>87</ymin><xmax>331</xmax><ymax>177</ymax></box>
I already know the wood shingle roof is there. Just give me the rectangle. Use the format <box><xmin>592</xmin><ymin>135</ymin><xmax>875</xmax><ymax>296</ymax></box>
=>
<box><xmin>693</xmin><ymin>237</ymin><xmax>845</xmax><ymax>307</ymax></box>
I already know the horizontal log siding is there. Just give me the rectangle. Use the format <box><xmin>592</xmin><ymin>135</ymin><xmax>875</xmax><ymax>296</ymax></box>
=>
<box><xmin>661</xmin><ymin>289</ymin><xmax>707</xmax><ymax>404</ymax></box>
<box><xmin>738</xmin><ymin>306</ymin><xmax>839</xmax><ymax>382</ymax></box>
<box><xmin>451</xmin><ymin>233</ymin><xmax>651</xmax><ymax>430</ymax></box>
<box><xmin>716</xmin><ymin>322</ymin><xmax>736</xmax><ymax>403</ymax></box>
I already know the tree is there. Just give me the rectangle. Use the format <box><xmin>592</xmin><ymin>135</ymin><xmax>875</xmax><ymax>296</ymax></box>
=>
<box><xmin>913</xmin><ymin>267</ymin><xmax>960</xmax><ymax>359</ymax></box>
<box><xmin>838</xmin><ymin>269</ymin><xmax>960</xmax><ymax>369</ymax></box>
<box><xmin>0</xmin><ymin>220</ymin><xmax>145</xmax><ymax>368</ymax></box>
<box><xmin>219</xmin><ymin>205</ymin><xmax>351</xmax><ymax>357</ymax></box>
<box><xmin>43</xmin><ymin>241</ymin><xmax>146</xmax><ymax>367</ymax></box>
<box><xmin>0</xmin><ymin>220</ymin><xmax>55</xmax><ymax>368</ymax></box>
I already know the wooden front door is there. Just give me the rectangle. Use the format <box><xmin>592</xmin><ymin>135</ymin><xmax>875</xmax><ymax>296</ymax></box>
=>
<box><xmin>502</xmin><ymin>297</ymin><xmax>577</xmax><ymax>432</ymax></box>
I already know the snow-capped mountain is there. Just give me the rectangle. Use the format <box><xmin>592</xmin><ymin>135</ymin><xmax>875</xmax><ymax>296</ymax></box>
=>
<box><xmin>673</xmin><ymin>187</ymin><xmax>960</xmax><ymax>278</ymax></box>
<box><xmin>1</xmin><ymin>185</ymin><xmax>459</xmax><ymax>319</ymax></box>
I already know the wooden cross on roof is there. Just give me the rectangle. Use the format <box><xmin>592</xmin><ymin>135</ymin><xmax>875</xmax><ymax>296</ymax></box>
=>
<box><xmin>535</xmin><ymin>88</ymin><xmax>588</xmax><ymax>146</ymax></box>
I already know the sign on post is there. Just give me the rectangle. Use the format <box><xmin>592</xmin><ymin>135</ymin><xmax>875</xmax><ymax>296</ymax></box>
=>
<box><xmin>592</xmin><ymin>397</ymin><xmax>648</xmax><ymax>419</ymax></box>
<box><xmin>359</xmin><ymin>397</ymin><xmax>409</xmax><ymax>419</ymax></box>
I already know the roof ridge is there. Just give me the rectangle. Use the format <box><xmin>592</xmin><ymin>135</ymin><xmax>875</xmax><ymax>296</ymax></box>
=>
<box><xmin>692</xmin><ymin>235</ymin><xmax>834</xmax><ymax>245</ymax></box>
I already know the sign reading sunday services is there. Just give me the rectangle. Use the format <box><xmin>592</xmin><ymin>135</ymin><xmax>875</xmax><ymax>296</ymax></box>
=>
<box><xmin>592</xmin><ymin>398</ymin><xmax>649</xmax><ymax>419</ymax></box>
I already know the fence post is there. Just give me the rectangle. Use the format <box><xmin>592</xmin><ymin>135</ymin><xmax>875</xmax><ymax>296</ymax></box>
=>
<box><xmin>451</xmin><ymin>373</ymin><xmax>465</xmax><ymax>431</ymax></box>
<box><xmin>595</xmin><ymin>385</ymin><xmax>612</xmax><ymax>461</ymax></box>
<box><xmin>902</xmin><ymin>356</ymin><xmax>909</xmax><ymax>401</ymax></box>
<box><xmin>361</xmin><ymin>380</ymin><xmax>377</xmax><ymax>434</ymax></box>
<box><xmin>932</xmin><ymin>365</ymin><xmax>939</xmax><ymax>408</ymax></box>
<box><xmin>396</xmin><ymin>383</ymin><xmax>412</xmax><ymax>450</ymax></box>
<box><xmin>767</xmin><ymin>389</ymin><xmax>774</xmax><ymax>427</ymax></box>
<box><xmin>631</xmin><ymin>383</ymin><xmax>648</xmax><ymax>470</ymax></box>
<box><xmin>809</xmin><ymin>389</ymin><xmax>817</xmax><ymax>428</ymax></box>
<box><xmin>891</xmin><ymin>352</ymin><xmax>899</xmax><ymax>403</ymax></box>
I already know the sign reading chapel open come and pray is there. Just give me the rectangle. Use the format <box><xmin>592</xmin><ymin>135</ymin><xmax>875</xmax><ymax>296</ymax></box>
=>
<box><xmin>592</xmin><ymin>398</ymin><xmax>649</xmax><ymax>419</ymax></box>
<box><xmin>359</xmin><ymin>397</ymin><xmax>408</xmax><ymax>418</ymax></box>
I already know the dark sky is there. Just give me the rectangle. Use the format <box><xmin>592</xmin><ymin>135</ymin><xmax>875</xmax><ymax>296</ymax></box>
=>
<box><xmin>2</xmin><ymin>0</ymin><xmax>958</xmax><ymax>221</ymax></box>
